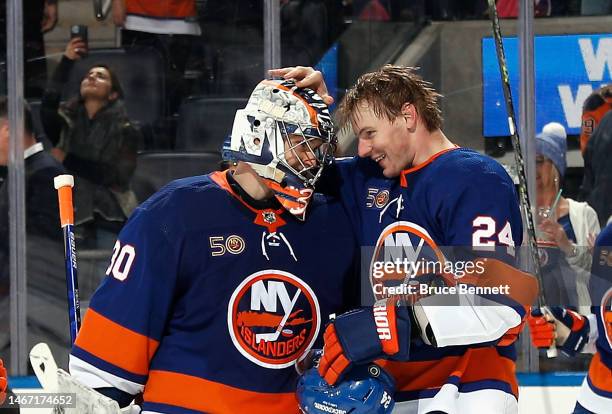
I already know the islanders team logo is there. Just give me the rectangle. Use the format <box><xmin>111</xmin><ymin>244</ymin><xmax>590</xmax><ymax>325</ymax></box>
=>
<box><xmin>370</xmin><ymin>221</ymin><xmax>446</xmax><ymax>300</ymax></box>
<box><xmin>366</xmin><ymin>188</ymin><xmax>390</xmax><ymax>209</ymax></box>
<box><xmin>375</xmin><ymin>190</ymin><xmax>390</xmax><ymax>209</ymax></box>
<box><xmin>227</xmin><ymin>270</ymin><xmax>320</xmax><ymax>369</ymax></box>
<box><xmin>226</xmin><ymin>235</ymin><xmax>245</xmax><ymax>254</ymax></box>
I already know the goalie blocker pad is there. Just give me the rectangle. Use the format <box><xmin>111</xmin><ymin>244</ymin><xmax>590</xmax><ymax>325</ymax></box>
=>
<box><xmin>57</xmin><ymin>368</ymin><xmax>122</xmax><ymax>414</ymax></box>
<box><xmin>411</xmin><ymin>258</ymin><xmax>537</xmax><ymax>348</ymax></box>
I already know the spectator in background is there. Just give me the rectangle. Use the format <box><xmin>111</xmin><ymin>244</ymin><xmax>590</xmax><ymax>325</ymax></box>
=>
<box><xmin>0</xmin><ymin>0</ymin><xmax>59</xmax><ymax>97</ymax></box>
<box><xmin>0</xmin><ymin>97</ymin><xmax>65</xmax><ymax>273</ymax></box>
<box><xmin>580</xmin><ymin>110</ymin><xmax>612</xmax><ymax>227</ymax></box>
<box><xmin>41</xmin><ymin>38</ymin><xmax>140</xmax><ymax>249</ymax></box>
<box><xmin>111</xmin><ymin>0</ymin><xmax>202</xmax><ymax>115</ymax></box>
<box><xmin>426</xmin><ymin>0</ymin><xmax>486</xmax><ymax>20</ymax></box>
<box><xmin>281</xmin><ymin>0</ymin><xmax>331</xmax><ymax>66</ymax></box>
<box><xmin>580</xmin><ymin>85</ymin><xmax>612</xmax><ymax>155</ymax></box>
<box><xmin>535</xmin><ymin>122</ymin><xmax>600</xmax><ymax>313</ymax></box>
<box><xmin>352</xmin><ymin>0</ymin><xmax>391</xmax><ymax>20</ymax></box>
<box><xmin>0</xmin><ymin>97</ymin><xmax>67</xmax><ymax>371</ymax></box>
<box><xmin>496</xmin><ymin>0</ymin><xmax>551</xmax><ymax>18</ymax></box>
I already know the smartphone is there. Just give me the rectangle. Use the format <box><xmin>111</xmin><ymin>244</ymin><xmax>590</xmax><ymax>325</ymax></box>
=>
<box><xmin>70</xmin><ymin>25</ymin><xmax>88</xmax><ymax>55</ymax></box>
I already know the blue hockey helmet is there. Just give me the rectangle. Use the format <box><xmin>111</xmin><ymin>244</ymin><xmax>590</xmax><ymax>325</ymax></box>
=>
<box><xmin>223</xmin><ymin>79</ymin><xmax>336</xmax><ymax>220</ymax></box>
<box><xmin>297</xmin><ymin>363</ymin><xmax>395</xmax><ymax>414</ymax></box>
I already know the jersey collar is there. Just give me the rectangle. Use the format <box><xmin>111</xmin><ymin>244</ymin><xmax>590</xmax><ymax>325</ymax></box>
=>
<box><xmin>399</xmin><ymin>146</ymin><xmax>459</xmax><ymax>187</ymax></box>
<box><xmin>210</xmin><ymin>170</ymin><xmax>287</xmax><ymax>233</ymax></box>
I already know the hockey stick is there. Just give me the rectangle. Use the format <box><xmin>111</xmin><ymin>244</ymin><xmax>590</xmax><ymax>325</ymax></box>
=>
<box><xmin>54</xmin><ymin>175</ymin><xmax>82</xmax><ymax>345</ymax></box>
<box><xmin>486</xmin><ymin>0</ymin><xmax>557</xmax><ymax>357</ymax></box>
<box><xmin>255</xmin><ymin>290</ymin><xmax>301</xmax><ymax>343</ymax></box>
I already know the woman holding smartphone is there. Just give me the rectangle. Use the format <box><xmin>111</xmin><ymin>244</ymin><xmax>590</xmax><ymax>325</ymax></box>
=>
<box><xmin>41</xmin><ymin>36</ymin><xmax>141</xmax><ymax>249</ymax></box>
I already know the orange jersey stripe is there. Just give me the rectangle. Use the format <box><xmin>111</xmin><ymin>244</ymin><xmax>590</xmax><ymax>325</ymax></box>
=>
<box><xmin>144</xmin><ymin>370</ymin><xmax>299</xmax><ymax>413</ymax></box>
<box><xmin>75</xmin><ymin>309</ymin><xmax>159</xmax><ymax>376</ymax></box>
<box><xmin>126</xmin><ymin>0</ymin><xmax>197</xmax><ymax>19</ymax></box>
<box><xmin>378</xmin><ymin>347</ymin><xmax>518</xmax><ymax>397</ymax></box>
<box><xmin>588</xmin><ymin>352</ymin><xmax>612</xmax><ymax>393</ymax></box>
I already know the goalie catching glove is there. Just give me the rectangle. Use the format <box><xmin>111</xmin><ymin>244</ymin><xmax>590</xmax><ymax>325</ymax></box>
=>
<box><xmin>318</xmin><ymin>299</ymin><xmax>411</xmax><ymax>385</ymax></box>
<box><xmin>527</xmin><ymin>307</ymin><xmax>590</xmax><ymax>357</ymax></box>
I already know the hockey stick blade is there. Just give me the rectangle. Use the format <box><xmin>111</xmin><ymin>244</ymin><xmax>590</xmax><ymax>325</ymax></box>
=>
<box><xmin>30</xmin><ymin>343</ymin><xmax>124</xmax><ymax>413</ymax></box>
<box><xmin>30</xmin><ymin>342</ymin><xmax>59</xmax><ymax>392</ymax></box>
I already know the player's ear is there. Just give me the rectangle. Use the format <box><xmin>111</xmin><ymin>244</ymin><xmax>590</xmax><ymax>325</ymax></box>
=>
<box><xmin>400</xmin><ymin>103</ymin><xmax>417</xmax><ymax>129</ymax></box>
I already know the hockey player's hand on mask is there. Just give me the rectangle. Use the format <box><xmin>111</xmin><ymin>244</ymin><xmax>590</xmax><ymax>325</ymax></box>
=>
<box><xmin>318</xmin><ymin>299</ymin><xmax>411</xmax><ymax>385</ymax></box>
<box><xmin>0</xmin><ymin>358</ymin><xmax>7</xmax><ymax>404</ymax></box>
<box><xmin>527</xmin><ymin>307</ymin><xmax>590</xmax><ymax>357</ymax></box>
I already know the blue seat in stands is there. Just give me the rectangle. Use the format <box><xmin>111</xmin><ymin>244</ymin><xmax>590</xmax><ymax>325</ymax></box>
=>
<box><xmin>131</xmin><ymin>151</ymin><xmax>222</xmax><ymax>202</ymax></box>
<box><xmin>175</xmin><ymin>96</ymin><xmax>247</xmax><ymax>151</ymax></box>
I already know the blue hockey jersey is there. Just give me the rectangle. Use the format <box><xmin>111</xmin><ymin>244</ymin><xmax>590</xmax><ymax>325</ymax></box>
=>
<box><xmin>577</xmin><ymin>223</ymin><xmax>612</xmax><ymax>413</ymax></box>
<box><xmin>328</xmin><ymin>148</ymin><xmax>525</xmax><ymax>406</ymax></box>
<box><xmin>69</xmin><ymin>170</ymin><xmax>358</xmax><ymax>414</ymax></box>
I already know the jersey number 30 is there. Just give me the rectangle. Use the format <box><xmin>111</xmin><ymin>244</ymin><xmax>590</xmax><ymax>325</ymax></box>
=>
<box><xmin>106</xmin><ymin>241</ymin><xmax>136</xmax><ymax>281</ymax></box>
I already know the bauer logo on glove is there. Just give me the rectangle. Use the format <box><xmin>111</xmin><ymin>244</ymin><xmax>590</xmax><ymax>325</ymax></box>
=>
<box><xmin>317</xmin><ymin>300</ymin><xmax>411</xmax><ymax>385</ymax></box>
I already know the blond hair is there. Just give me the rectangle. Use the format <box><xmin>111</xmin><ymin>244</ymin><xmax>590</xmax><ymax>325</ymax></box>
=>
<box><xmin>338</xmin><ymin>65</ymin><xmax>443</xmax><ymax>132</ymax></box>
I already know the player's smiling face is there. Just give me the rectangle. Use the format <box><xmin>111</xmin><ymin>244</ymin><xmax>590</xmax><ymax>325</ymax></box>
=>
<box><xmin>352</xmin><ymin>102</ymin><xmax>414</xmax><ymax>178</ymax></box>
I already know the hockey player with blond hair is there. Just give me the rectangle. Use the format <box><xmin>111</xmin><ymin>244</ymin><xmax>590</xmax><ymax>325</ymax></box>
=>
<box><xmin>272</xmin><ymin>65</ymin><xmax>537</xmax><ymax>414</ymax></box>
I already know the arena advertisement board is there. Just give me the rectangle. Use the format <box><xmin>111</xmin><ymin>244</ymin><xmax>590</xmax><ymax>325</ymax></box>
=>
<box><xmin>482</xmin><ymin>33</ymin><xmax>612</xmax><ymax>137</ymax></box>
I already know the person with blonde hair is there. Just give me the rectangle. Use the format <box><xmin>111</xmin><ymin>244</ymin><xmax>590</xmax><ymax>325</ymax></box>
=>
<box><xmin>536</xmin><ymin>122</ymin><xmax>600</xmax><ymax>313</ymax></box>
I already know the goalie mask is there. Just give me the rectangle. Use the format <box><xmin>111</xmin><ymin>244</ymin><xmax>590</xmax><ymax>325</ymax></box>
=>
<box><xmin>223</xmin><ymin>79</ymin><xmax>336</xmax><ymax>220</ymax></box>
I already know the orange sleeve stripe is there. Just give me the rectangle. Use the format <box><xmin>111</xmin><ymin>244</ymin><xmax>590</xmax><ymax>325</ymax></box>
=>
<box><xmin>379</xmin><ymin>347</ymin><xmax>518</xmax><ymax>397</ymax></box>
<box><xmin>144</xmin><ymin>370</ymin><xmax>299</xmax><ymax>414</ymax></box>
<box><xmin>75</xmin><ymin>309</ymin><xmax>159</xmax><ymax>376</ymax></box>
<box><xmin>588</xmin><ymin>353</ymin><xmax>612</xmax><ymax>392</ymax></box>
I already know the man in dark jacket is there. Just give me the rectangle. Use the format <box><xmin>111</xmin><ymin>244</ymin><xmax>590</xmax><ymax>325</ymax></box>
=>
<box><xmin>0</xmin><ymin>97</ymin><xmax>67</xmax><ymax>373</ymax></box>
<box><xmin>580</xmin><ymin>110</ymin><xmax>612</xmax><ymax>227</ymax></box>
<box><xmin>0</xmin><ymin>97</ymin><xmax>65</xmax><ymax>254</ymax></box>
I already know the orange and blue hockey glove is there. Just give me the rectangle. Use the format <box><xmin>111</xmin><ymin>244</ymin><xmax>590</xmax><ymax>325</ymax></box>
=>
<box><xmin>0</xmin><ymin>358</ymin><xmax>7</xmax><ymax>405</ymax></box>
<box><xmin>318</xmin><ymin>300</ymin><xmax>411</xmax><ymax>385</ymax></box>
<box><xmin>528</xmin><ymin>307</ymin><xmax>590</xmax><ymax>357</ymax></box>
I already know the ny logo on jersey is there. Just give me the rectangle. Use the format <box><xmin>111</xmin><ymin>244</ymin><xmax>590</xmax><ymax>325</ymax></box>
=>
<box><xmin>370</xmin><ymin>221</ymin><xmax>445</xmax><ymax>300</ymax></box>
<box><xmin>228</xmin><ymin>270</ymin><xmax>320</xmax><ymax>369</ymax></box>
